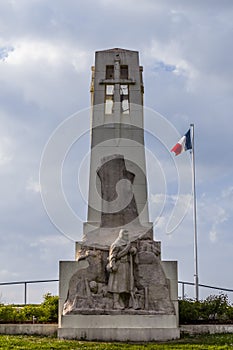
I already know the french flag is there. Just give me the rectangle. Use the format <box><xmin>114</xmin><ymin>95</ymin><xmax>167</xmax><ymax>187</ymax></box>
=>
<box><xmin>171</xmin><ymin>129</ymin><xmax>192</xmax><ymax>156</ymax></box>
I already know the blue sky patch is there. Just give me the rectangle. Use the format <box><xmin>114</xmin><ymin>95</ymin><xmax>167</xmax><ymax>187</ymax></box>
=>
<box><xmin>153</xmin><ymin>61</ymin><xmax>176</xmax><ymax>72</ymax></box>
<box><xmin>0</xmin><ymin>46</ymin><xmax>14</xmax><ymax>61</ymax></box>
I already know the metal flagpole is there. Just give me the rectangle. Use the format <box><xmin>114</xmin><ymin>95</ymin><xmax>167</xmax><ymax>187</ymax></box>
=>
<box><xmin>190</xmin><ymin>123</ymin><xmax>199</xmax><ymax>301</ymax></box>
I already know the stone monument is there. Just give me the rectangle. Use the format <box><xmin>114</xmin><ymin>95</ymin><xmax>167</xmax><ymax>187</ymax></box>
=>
<box><xmin>58</xmin><ymin>48</ymin><xmax>180</xmax><ymax>341</ymax></box>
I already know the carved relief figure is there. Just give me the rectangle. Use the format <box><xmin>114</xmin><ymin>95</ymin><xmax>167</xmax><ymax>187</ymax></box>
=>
<box><xmin>107</xmin><ymin>229</ymin><xmax>137</xmax><ymax>309</ymax></box>
<box><xmin>63</xmin><ymin>232</ymin><xmax>175</xmax><ymax>315</ymax></box>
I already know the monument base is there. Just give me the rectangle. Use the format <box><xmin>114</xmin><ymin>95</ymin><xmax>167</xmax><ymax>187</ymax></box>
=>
<box><xmin>58</xmin><ymin>256</ymin><xmax>179</xmax><ymax>342</ymax></box>
<box><xmin>58</xmin><ymin>314</ymin><xmax>180</xmax><ymax>341</ymax></box>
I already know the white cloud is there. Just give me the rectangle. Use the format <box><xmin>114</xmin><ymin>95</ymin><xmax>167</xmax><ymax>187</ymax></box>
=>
<box><xmin>99</xmin><ymin>0</ymin><xmax>163</xmax><ymax>13</ymax></box>
<box><xmin>150</xmin><ymin>193</ymin><xmax>166</xmax><ymax>204</ymax></box>
<box><xmin>149</xmin><ymin>193</ymin><xmax>192</xmax><ymax>235</ymax></box>
<box><xmin>0</xmin><ymin>136</ymin><xmax>13</xmax><ymax>166</ymax></box>
<box><xmin>198</xmin><ymin>189</ymin><xmax>231</xmax><ymax>244</ymax></box>
<box><xmin>151</xmin><ymin>193</ymin><xmax>192</xmax><ymax>205</ymax></box>
<box><xmin>0</xmin><ymin>269</ymin><xmax>19</xmax><ymax>279</ymax></box>
<box><xmin>222</xmin><ymin>186</ymin><xmax>233</xmax><ymax>199</ymax></box>
<box><xmin>4</xmin><ymin>39</ymin><xmax>89</xmax><ymax>73</ymax></box>
<box><xmin>39</xmin><ymin>234</ymin><xmax>69</xmax><ymax>246</ymax></box>
<box><xmin>145</xmin><ymin>39</ymin><xmax>199</xmax><ymax>91</ymax></box>
<box><xmin>154</xmin><ymin>215</ymin><xmax>166</xmax><ymax>230</ymax></box>
<box><xmin>0</xmin><ymin>38</ymin><xmax>91</xmax><ymax>112</ymax></box>
<box><xmin>209</xmin><ymin>207</ymin><xmax>228</xmax><ymax>243</ymax></box>
<box><xmin>26</xmin><ymin>177</ymin><xmax>41</xmax><ymax>193</ymax></box>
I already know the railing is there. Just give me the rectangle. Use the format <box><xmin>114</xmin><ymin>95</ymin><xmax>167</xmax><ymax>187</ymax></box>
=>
<box><xmin>178</xmin><ymin>281</ymin><xmax>233</xmax><ymax>300</ymax></box>
<box><xmin>0</xmin><ymin>279</ymin><xmax>233</xmax><ymax>304</ymax></box>
<box><xmin>0</xmin><ymin>279</ymin><xmax>59</xmax><ymax>305</ymax></box>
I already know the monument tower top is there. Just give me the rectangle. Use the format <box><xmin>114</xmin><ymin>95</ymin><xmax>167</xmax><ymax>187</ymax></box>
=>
<box><xmin>85</xmin><ymin>48</ymin><xmax>151</xmax><ymax>247</ymax></box>
<box><xmin>91</xmin><ymin>48</ymin><xmax>143</xmax><ymax>119</ymax></box>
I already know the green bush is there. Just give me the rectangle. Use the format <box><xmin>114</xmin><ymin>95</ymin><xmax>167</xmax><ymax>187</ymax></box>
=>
<box><xmin>0</xmin><ymin>293</ymin><xmax>58</xmax><ymax>324</ymax></box>
<box><xmin>179</xmin><ymin>298</ymin><xmax>200</xmax><ymax>323</ymax></box>
<box><xmin>200</xmin><ymin>293</ymin><xmax>229</xmax><ymax>321</ymax></box>
<box><xmin>0</xmin><ymin>305</ymin><xmax>16</xmax><ymax>323</ymax></box>
<box><xmin>39</xmin><ymin>293</ymin><xmax>58</xmax><ymax>323</ymax></box>
<box><xmin>179</xmin><ymin>293</ymin><xmax>233</xmax><ymax>324</ymax></box>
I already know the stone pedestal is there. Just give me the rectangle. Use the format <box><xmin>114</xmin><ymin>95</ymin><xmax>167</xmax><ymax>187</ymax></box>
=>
<box><xmin>58</xmin><ymin>314</ymin><xmax>179</xmax><ymax>341</ymax></box>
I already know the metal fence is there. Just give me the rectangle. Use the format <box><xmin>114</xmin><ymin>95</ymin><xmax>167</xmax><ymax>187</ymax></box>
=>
<box><xmin>0</xmin><ymin>279</ymin><xmax>59</xmax><ymax>305</ymax></box>
<box><xmin>0</xmin><ymin>279</ymin><xmax>233</xmax><ymax>305</ymax></box>
<box><xmin>178</xmin><ymin>280</ymin><xmax>233</xmax><ymax>300</ymax></box>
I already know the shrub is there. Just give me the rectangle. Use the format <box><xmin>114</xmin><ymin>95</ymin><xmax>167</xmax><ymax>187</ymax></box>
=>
<box><xmin>179</xmin><ymin>293</ymin><xmax>233</xmax><ymax>324</ymax></box>
<box><xmin>0</xmin><ymin>305</ymin><xmax>15</xmax><ymax>323</ymax></box>
<box><xmin>39</xmin><ymin>293</ymin><xmax>58</xmax><ymax>323</ymax></box>
<box><xmin>0</xmin><ymin>293</ymin><xmax>58</xmax><ymax>323</ymax></box>
<box><xmin>179</xmin><ymin>298</ymin><xmax>200</xmax><ymax>323</ymax></box>
<box><xmin>200</xmin><ymin>294</ymin><xmax>229</xmax><ymax>321</ymax></box>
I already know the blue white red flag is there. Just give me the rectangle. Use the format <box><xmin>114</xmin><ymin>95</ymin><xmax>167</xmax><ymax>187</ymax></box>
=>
<box><xmin>171</xmin><ymin>129</ymin><xmax>192</xmax><ymax>156</ymax></box>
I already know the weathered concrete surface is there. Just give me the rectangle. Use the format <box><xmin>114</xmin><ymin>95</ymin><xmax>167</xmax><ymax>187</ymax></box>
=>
<box><xmin>58</xmin><ymin>314</ymin><xmax>180</xmax><ymax>341</ymax></box>
<box><xmin>0</xmin><ymin>324</ymin><xmax>57</xmax><ymax>336</ymax></box>
<box><xmin>1</xmin><ymin>323</ymin><xmax>233</xmax><ymax>337</ymax></box>
<box><xmin>180</xmin><ymin>324</ymin><xmax>233</xmax><ymax>335</ymax></box>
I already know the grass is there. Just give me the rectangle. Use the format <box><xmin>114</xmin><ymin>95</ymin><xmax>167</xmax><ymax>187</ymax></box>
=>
<box><xmin>0</xmin><ymin>334</ymin><xmax>233</xmax><ymax>350</ymax></box>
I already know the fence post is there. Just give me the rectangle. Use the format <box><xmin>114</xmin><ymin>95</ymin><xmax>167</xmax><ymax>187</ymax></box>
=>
<box><xmin>24</xmin><ymin>282</ymin><xmax>27</xmax><ymax>305</ymax></box>
<box><xmin>182</xmin><ymin>282</ymin><xmax>185</xmax><ymax>300</ymax></box>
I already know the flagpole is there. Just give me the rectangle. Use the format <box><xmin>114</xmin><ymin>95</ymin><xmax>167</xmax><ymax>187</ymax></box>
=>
<box><xmin>190</xmin><ymin>123</ymin><xmax>199</xmax><ymax>301</ymax></box>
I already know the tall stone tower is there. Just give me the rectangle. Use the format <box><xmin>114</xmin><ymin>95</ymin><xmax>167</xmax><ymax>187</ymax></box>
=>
<box><xmin>83</xmin><ymin>48</ymin><xmax>151</xmax><ymax>247</ymax></box>
<box><xmin>58</xmin><ymin>49</ymin><xmax>180</xmax><ymax>341</ymax></box>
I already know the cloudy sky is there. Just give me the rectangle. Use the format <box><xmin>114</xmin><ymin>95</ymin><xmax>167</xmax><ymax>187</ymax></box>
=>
<box><xmin>0</xmin><ymin>0</ymin><xmax>233</xmax><ymax>303</ymax></box>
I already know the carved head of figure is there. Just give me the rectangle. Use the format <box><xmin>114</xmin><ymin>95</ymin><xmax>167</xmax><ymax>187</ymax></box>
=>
<box><xmin>110</xmin><ymin>229</ymin><xmax>129</xmax><ymax>252</ymax></box>
<box><xmin>89</xmin><ymin>280</ymin><xmax>98</xmax><ymax>294</ymax></box>
<box><xmin>119</xmin><ymin>229</ymin><xmax>129</xmax><ymax>242</ymax></box>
